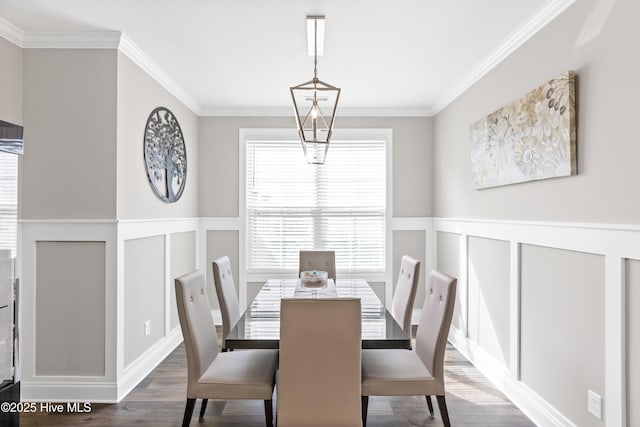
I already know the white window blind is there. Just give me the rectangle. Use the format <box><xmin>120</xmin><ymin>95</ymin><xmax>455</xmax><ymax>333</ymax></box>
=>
<box><xmin>0</xmin><ymin>152</ymin><xmax>17</xmax><ymax>258</ymax></box>
<box><xmin>246</xmin><ymin>137</ymin><xmax>386</xmax><ymax>274</ymax></box>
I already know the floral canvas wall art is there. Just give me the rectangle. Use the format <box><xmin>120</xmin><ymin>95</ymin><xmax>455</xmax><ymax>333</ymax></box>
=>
<box><xmin>470</xmin><ymin>70</ymin><xmax>576</xmax><ymax>189</ymax></box>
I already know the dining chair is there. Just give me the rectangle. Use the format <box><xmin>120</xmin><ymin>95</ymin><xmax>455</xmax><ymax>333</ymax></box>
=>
<box><xmin>277</xmin><ymin>298</ymin><xmax>362</xmax><ymax>427</ymax></box>
<box><xmin>175</xmin><ymin>270</ymin><xmax>278</xmax><ymax>427</ymax></box>
<box><xmin>298</xmin><ymin>250</ymin><xmax>336</xmax><ymax>280</ymax></box>
<box><xmin>212</xmin><ymin>256</ymin><xmax>240</xmax><ymax>343</ymax></box>
<box><xmin>391</xmin><ymin>255</ymin><xmax>421</xmax><ymax>336</ymax></box>
<box><xmin>361</xmin><ymin>269</ymin><xmax>457</xmax><ymax>427</ymax></box>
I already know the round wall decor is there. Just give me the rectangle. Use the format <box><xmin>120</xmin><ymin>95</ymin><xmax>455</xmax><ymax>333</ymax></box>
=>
<box><xmin>143</xmin><ymin>107</ymin><xmax>187</xmax><ymax>203</ymax></box>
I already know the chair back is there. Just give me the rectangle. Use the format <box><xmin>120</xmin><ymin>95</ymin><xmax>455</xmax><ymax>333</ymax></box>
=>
<box><xmin>175</xmin><ymin>270</ymin><xmax>219</xmax><ymax>393</ymax></box>
<box><xmin>298</xmin><ymin>250</ymin><xmax>336</xmax><ymax>280</ymax></box>
<box><xmin>415</xmin><ymin>270</ymin><xmax>457</xmax><ymax>387</ymax></box>
<box><xmin>391</xmin><ymin>255</ymin><xmax>421</xmax><ymax>334</ymax></box>
<box><xmin>278</xmin><ymin>298</ymin><xmax>362</xmax><ymax>427</ymax></box>
<box><xmin>212</xmin><ymin>256</ymin><xmax>240</xmax><ymax>338</ymax></box>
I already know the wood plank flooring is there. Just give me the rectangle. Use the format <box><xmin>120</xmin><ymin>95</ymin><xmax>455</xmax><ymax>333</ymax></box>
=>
<box><xmin>21</xmin><ymin>331</ymin><xmax>535</xmax><ymax>426</ymax></box>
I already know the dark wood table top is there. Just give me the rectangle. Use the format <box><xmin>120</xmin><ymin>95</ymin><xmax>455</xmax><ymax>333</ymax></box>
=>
<box><xmin>224</xmin><ymin>278</ymin><xmax>410</xmax><ymax>350</ymax></box>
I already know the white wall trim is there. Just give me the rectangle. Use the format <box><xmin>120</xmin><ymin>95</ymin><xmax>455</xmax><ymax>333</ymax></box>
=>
<box><xmin>117</xmin><ymin>33</ymin><xmax>201</xmax><ymax>115</ymax></box>
<box><xmin>391</xmin><ymin>217</ymin><xmax>431</xmax><ymax>230</ymax></box>
<box><xmin>19</xmin><ymin>218</ymin><xmax>199</xmax><ymax>402</ymax></box>
<box><xmin>200</xmin><ymin>106</ymin><xmax>433</xmax><ymax>117</ymax></box>
<box><xmin>115</xmin><ymin>217</ymin><xmax>199</xmax><ymax>385</ymax></box>
<box><xmin>0</xmin><ymin>23</ymin><xmax>202</xmax><ymax>115</ymax></box>
<box><xmin>430</xmin><ymin>0</ymin><xmax>576</xmax><ymax>114</ymax></box>
<box><xmin>117</xmin><ymin>327</ymin><xmax>183</xmax><ymax>402</ymax></box>
<box><xmin>22</xmin><ymin>31</ymin><xmax>122</xmax><ymax>49</ymax></box>
<box><xmin>199</xmin><ymin>217</ymin><xmax>241</xmax><ymax>231</ymax></box>
<box><xmin>449</xmin><ymin>328</ymin><xmax>577</xmax><ymax>427</ymax></box>
<box><xmin>19</xmin><ymin>220</ymin><xmax>118</xmax><ymax>401</ymax></box>
<box><xmin>22</xmin><ymin>381</ymin><xmax>118</xmax><ymax>403</ymax></box>
<box><xmin>117</xmin><ymin>217</ymin><xmax>200</xmax><ymax>240</ymax></box>
<box><xmin>0</xmin><ymin>16</ymin><xmax>24</xmax><ymax>47</ymax></box>
<box><xmin>435</xmin><ymin>216</ymin><xmax>637</xmax><ymax>427</ymax></box>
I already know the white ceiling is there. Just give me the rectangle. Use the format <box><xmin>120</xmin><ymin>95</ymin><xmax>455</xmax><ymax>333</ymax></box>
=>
<box><xmin>0</xmin><ymin>0</ymin><xmax>574</xmax><ymax>116</ymax></box>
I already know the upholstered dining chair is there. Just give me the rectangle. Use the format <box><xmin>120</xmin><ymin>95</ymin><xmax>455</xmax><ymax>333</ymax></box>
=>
<box><xmin>361</xmin><ymin>269</ymin><xmax>457</xmax><ymax>427</ymax></box>
<box><xmin>175</xmin><ymin>270</ymin><xmax>278</xmax><ymax>427</ymax></box>
<box><xmin>298</xmin><ymin>250</ymin><xmax>336</xmax><ymax>280</ymax></box>
<box><xmin>391</xmin><ymin>255</ymin><xmax>421</xmax><ymax>336</ymax></box>
<box><xmin>212</xmin><ymin>256</ymin><xmax>240</xmax><ymax>343</ymax></box>
<box><xmin>277</xmin><ymin>298</ymin><xmax>362</xmax><ymax>427</ymax></box>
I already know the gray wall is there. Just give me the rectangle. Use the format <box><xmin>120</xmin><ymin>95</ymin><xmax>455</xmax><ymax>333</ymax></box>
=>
<box><xmin>520</xmin><ymin>245</ymin><xmax>604</xmax><ymax>427</ymax></box>
<box><xmin>433</xmin><ymin>0</ymin><xmax>640</xmax><ymax>224</ymax></box>
<box><xmin>124</xmin><ymin>236</ymin><xmax>165</xmax><ymax>367</ymax></box>
<box><xmin>116</xmin><ymin>53</ymin><xmax>199</xmax><ymax>220</ymax></box>
<box><xmin>199</xmin><ymin>116</ymin><xmax>432</xmax><ymax>217</ymax></box>
<box><xmin>170</xmin><ymin>231</ymin><xmax>196</xmax><ymax>330</ymax></box>
<box><xmin>22</xmin><ymin>49</ymin><xmax>117</xmax><ymax>220</ymax></box>
<box><xmin>468</xmin><ymin>236</ymin><xmax>510</xmax><ymax>366</ymax></box>
<box><xmin>392</xmin><ymin>230</ymin><xmax>426</xmax><ymax>312</ymax></box>
<box><xmin>436</xmin><ymin>231</ymin><xmax>463</xmax><ymax>331</ymax></box>
<box><xmin>35</xmin><ymin>241</ymin><xmax>105</xmax><ymax>376</ymax></box>
<box><xmin>432</xmin><ymin>1</ymin><xmax>637</xmax><ymax>424</ymax></box>
<box><xmin>199</xmin><ymin>116</ymin><xmax>433</xmax><ymax>309</ymax></box>
<box><xmin>206</xmin><ymin>230</ymin><xmax>239</xmax><ymax>310</ymax></box>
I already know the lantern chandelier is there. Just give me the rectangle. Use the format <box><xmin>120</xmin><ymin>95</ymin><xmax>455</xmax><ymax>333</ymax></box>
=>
<box><xmin>290</xmin><ymin>15</ymin><xmax>341</xmax><ymax>164</ymax></box>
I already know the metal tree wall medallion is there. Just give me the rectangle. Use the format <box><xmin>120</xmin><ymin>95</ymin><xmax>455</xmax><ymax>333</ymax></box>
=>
<box><xmin>144</xmin><ymin>107</ymin><xmax>187</xmax><ymax>202</ymax></box>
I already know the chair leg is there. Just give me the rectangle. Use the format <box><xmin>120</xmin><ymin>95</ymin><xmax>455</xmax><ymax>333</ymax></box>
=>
<box><xmin>182</xmin><ymin>398</ymin><xmax>196</xmax><ymax>427</ymax></box>
<box><xmin>436</xmin><ymin>395</ymin><xmax>451</xmax><ymax>427</ymax></box>
<box><xmin>264</xmin><ymin>399</ymin><xmax>273</xmax><ymax>427</ymax></box>
<box><xmin>361</xmin><ymin>396</ymin><xmax>369</xmax><ymax>427</ymax></box>
<box><xmin>425</xmin><ymin>395</ymin><xmax>434</xmax><ymax>416</ymax></box>
<box><xmin>198</xmin><ymin>399</ymin><xmax>208</xmax><ymax>421</ymax></box>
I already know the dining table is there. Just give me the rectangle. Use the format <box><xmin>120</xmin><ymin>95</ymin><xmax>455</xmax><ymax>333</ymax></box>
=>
<box><xmin>223</xmin><ymin>278</ymin><xmax>411</xmax><ymax>350</ymax></box>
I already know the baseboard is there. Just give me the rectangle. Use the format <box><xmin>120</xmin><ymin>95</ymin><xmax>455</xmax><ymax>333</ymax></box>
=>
<box><xmin>21</xmin><ymin>380</ymin><xmax>118</xmax><ymax>403</ymax></box>
<box><xmin>117</xmin><ymin>327</ymin><xmax>183</xmax><ymax>402</ymax></box>
<box><xmin>22</xmin><ymin>328</ymin><xmax>184</xmax><ymax>403</ymax></box>
<box><xmin>448</xmin><ymin>328</ymin><xmax>576</xmax><ymax>427</ymax></box>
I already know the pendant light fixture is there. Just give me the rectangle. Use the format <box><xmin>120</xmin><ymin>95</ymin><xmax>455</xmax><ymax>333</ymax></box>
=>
<box><xmin>290</xmin><ymin>15</ymin><xmax>341</xmax><ymax>164</ymax></box>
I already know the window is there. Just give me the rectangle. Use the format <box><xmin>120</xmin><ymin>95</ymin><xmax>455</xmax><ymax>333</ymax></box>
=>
<box><xmin>244</xmin><ymin>130</ymin><xmax>388</xmax><ymax>275</ymax></box>
<box><xmin>0</xmin><ymin>152</ymin><xmax>17</xmax><ymax>258</ymax></box>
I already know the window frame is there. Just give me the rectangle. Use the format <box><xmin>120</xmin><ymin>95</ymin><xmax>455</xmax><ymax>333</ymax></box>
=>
<box><xmin>239</xmin><ymin>128</ymin><xmax>393</xmax><ymax>285</ymax></box>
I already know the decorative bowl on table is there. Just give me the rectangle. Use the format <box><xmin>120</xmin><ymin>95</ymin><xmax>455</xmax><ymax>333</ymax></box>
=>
<box><xmin>300</xmin><ymin>270</ymin><xmax>328</xmax><ymax>288</ymax></box>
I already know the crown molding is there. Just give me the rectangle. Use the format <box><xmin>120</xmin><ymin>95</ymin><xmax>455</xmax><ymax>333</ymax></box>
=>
<box><xmin>0</xmin><ymin>16</ymin><xmax>24</xmax><ymax>47</ymax></box>
<box><xmin>430</xmin><ymin>0</ymin><xmax>576</xmax><ymax>114</ymax></box>
<box><xmin>200</xmin><ymin>106</ymin><xmax>433</xmax><ymax>117</ymax></box>
<box><xmin>1</xmin><ymin>0</ymin><xmax>574</xmax><ymax>118</ymax></box>
<box><xmin>117</xmin><ymin>33</ymin><xmax>202</xmax><ymax>115</ymax></box>
<box><xmin>22</xmin><ymin>31</ymin><xmax>122</xmax><ymax>48</ymax></box>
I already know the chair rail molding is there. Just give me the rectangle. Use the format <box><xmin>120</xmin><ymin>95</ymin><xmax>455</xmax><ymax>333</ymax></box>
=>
<box><xmin>434</xmin><ymin>216</ymin><xmax>637</xmax><ymax>427</ymax></box>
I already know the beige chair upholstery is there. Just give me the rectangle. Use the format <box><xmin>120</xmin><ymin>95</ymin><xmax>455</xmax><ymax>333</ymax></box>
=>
<box><xmin>175</xmin><ymin>270</ymin><xmax>278</xmax><ymax>427</ymax></box>
<box><xmin>298</xmin><ymin>250</ymin><xmax>336</xmax><ymax>280</ymax></box>
<box><xmin>361</xmin><ymin>270</ymin><xmax>457</xmax><ymax>427</ymax></box>
<box><xmin>212</xmin><ymin>256</ymin><xmax>240</xmax><ymax>341</ymax></box>
<box><xmin>277</xmin><ymin>298</ymin><xmax>362</xmax><ymax>427</ymax></box>
<box><xmin>390</xmin><ymin>255</ymin><xmax>421</xmax><ymax>335</ymax></box>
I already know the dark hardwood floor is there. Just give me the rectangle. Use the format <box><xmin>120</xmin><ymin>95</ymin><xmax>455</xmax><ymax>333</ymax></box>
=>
<box><xmin>21</xmin><ymin>330</ymin><xmax>535</xmax><ymax>426</ymax></box>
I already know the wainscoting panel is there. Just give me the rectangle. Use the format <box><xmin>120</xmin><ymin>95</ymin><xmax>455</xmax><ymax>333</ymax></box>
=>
<box><xmin>627</xmin><ymin>258</ymin><xmax>640</xmax><ymax>427</ymax></box>
<box><xmin>169</xmin><ymin>231</ymin><xmax>196</xmax><ymax>331</ymax></box>
<box><xmin>123</xmin><ymin>235</ymin><xmax>165</xmax><ymax>368</ymax></box>
<box><xmin>20</xmin><ymin>220</ymin><xmax>117</xmax><ymax>402</ymax></box>
<box><xmin>436</xmin><ymin>231</ymin><xmax>465</xmax><ymax>334</ymax></box>
<box><xmin>435</xmin><ymin>218</ymin><xmax>640</xmax><ymax>427</ymax></box>
<box><xmin>467</xmin><ymin>236</ymin><xmax>510</xmax><ymax>368</ymax></box>
<box><xmin>35</xmin><ymin>241</ymin><xmax>106</xmax><ymax>376</ymax></box>
<box><xmin>20</xmin><ymin>218</ymin><xmax>198</xmax><ymax>402</ymax></box>
<box><xmin>520</xmin><ymin>244</ymin><xmax>604</xmax><ymax>427</ymax></box>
